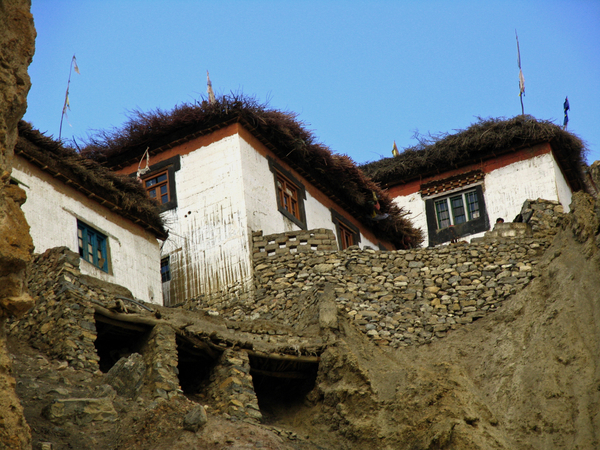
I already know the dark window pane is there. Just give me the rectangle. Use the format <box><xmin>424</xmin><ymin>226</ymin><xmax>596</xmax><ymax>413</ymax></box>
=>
<box><xmin>451</xmin><ymin>196</ymin><xmax>466</xmax><ymax>224</ymax></box>
<box><xmin>435</xmin><ymin>200</ymin><xmax>451</xmax><ymax>229</ymax></box>
<box><xmin>466</xmin><ymin>191</ymin><xmax>480</xmax><ymax>219</ymax></box>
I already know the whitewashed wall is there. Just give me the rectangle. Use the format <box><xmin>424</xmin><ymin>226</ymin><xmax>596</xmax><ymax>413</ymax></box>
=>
<box><xmin>160</xmin><ymin>134</ymin><xmax>253</xmax><ymax>303</ymax></box>
<box><xmin>237</xmin><ymin>136</ymin><xmax>380</xmax><ymax>248</ymax></box>
<box><xmin>391</xmin><ymin>152</ymin><xmax>572</xmax><ymax>246</ymax></box>
<box><xmin>13</xmin><ymin>158</ymin><xmax>163</xmax><ymax>304</ymax></box>
<box><xmin>391</xmin><ymin>191</ymin><xmax>428</xmax><ymax>245</ymax></box>
<box><xmin>484</xmin><ymin>152</ymin><xmax>570</xmax><ymax>222</ymax></box>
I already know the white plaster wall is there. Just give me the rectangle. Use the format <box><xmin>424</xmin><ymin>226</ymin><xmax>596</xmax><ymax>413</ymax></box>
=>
<box><xmin>391</xmin><ymin>152</ymin><xmax>571</xmax><ymax>246</ymax></box>
<box><xmin>13</xmin><ymin>158</ymin><xmax>163</xmax><ymax>304</ymax></box>
<box><xmin>237</xmin><ymin>136</ymin><xmax>379</xmax><ymax>248</ymax></box>
<box><xmin>484</xmin><ymin>152</ymin><xmax>567</xmax><ymax>222</ymax></box>
<box><xmin>392</xmin><ymin>191</ymin><xmax>428</xmax><ymax>244</ymax></box>
<box><xmin>160</xmin><ymin>134</ymin><xmax>253</xmax><ymax>302</ymax></box>
<box><xmin>552</xmin><ymin>156</ymin><xmax>572</xmax><ymax>212</ymax></box>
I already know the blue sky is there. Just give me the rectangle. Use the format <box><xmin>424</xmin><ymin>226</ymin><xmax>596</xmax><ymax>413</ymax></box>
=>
<box><xmin>24</xmin><ymin>1</ymin><xmax>600</xmax><ymax>165</ymax></box>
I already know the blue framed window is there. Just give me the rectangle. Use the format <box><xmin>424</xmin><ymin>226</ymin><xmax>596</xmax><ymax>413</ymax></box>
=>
<box><xmin>77</xmin><ymin>220</ymin><xmax>108</xmax><ymax>272</ymax></box>
<box><xmin>161</xmin><ymin>256</ymin><xmax>171</xmax><ymax>282</ymax></box>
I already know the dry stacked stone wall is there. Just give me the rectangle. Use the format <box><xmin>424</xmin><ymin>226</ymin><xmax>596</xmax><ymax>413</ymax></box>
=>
<box><xmin>139</xmin><ymin>324</ymin><xmax>180</xmax><ymax>400</ymax></box>
<box><xmin>9</xmin><ymin>247</ymin><xmax>100</xmax><ymax>371</ymax></box>
<box><xmin>9</xmin><ymin>247</ymin><xmax>180</xmax><ymax>402</ymax></box>
<box><xmin>190</xmin><ymin>199</ymin><xmax>564</xmax><ymax>347</ymax></box>
<box><xmin>205</xmin><ymin>349</ymin><xmax>262</xmax><ymax>423</ymax></box>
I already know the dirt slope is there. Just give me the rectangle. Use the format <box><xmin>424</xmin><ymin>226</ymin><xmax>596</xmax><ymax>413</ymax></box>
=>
<box><xmin>294</xmin><ymin>190</ymin><xmax>600</xmax><ymax>449</ymax></box>
<box><xmin>8</xmin><ymin>190</ymin><xmax>600</xmax><ymax>450</ymax></box>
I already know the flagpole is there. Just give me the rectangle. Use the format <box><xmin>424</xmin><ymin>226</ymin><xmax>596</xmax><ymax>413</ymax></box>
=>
<box><xmin>59</xmin><ymin>55</ymin><xmax>78</xmax><ymax>141</ymax></box>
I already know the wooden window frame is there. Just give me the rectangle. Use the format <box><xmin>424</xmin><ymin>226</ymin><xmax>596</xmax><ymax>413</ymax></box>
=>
<box><xmin>268</xmin><ymin>157</ymin><xmax>307</xmax><ymax>229</ymax></box>
<box><xmin>425</xmin><ymin>185</ymin><xmax>489</xmax><ymax>246</ymax></box>
<box><xmin>77</xmin><ymin>220</ymin><xmax>109</xmax><ymax>272</ymax></box>
<box><xmin>276</xmin><ymin>172</ymin><xmax>301</xmax><ymax>221</ymax></box>
<box><xmin>134</xmin><ymin>155</ymin><xmax>180</xmax><ymax>212</ymax></box>
<box><xmin>331</xmin><ymin>209</ymin><xmax>361</xmax><ymax>250</ymax></box>
<box><xmin>144</xmin><ymin>169</ymin><xmax>171</xmax><ymax>205</ymax></box>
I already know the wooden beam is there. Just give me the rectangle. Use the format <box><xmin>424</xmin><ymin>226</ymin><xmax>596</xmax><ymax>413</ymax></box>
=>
<box><xmin>95</xmin><ymin>314</ymin><xmax>149</xmax><ymax>332</ymax></box>
<box><xmin>247</xmin><ymin>350</ymin><xmax>320</xmax><ymax>364</ymax></box>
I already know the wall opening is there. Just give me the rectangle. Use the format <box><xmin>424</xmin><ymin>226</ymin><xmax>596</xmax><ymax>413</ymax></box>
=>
<box><xmin>176</xmin><ymin>334</ymin><xmax>222</xmax><ymax>401</ymax></box>
<box><xmin>94</xmin><ymin>313</ymin><xmax>152</xmax><ymax>373</ymax></box>
<box><xmin>248</xmin><ymin>354</ymin><xmax>319</xmax><ymax>422</ymax></box>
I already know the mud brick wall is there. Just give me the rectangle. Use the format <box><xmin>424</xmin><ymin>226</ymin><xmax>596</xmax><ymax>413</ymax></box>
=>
<box><xmin>252</xmin><ymin>229</ymin><xmax>338</xmax><ymax>258</ymax></box>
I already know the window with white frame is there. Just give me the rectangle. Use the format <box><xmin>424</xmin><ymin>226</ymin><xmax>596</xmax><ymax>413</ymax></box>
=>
<box><xmin>434</xmin><ymin>190</ymin><xmax>480</xmax><ymax>229</ymax></box>
<box><xmin>424</xmin><ymin>184</ymin><xmax>489</xmax><ymax>246</ymax></box>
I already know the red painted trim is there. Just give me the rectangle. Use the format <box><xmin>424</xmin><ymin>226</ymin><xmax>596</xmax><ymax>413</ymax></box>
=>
<box><xmin>115</xmin><ymin>123</ymin><xmax>394</xmax><ymax>249</ymax></box>
<box><xmin>389</xmin><ymin>143</ymin><xmax>553</xmax><ymax>197</ymax></box>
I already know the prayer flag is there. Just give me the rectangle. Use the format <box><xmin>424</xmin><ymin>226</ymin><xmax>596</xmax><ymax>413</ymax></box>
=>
<box><xmin>516</xmin><ymin>32</ymin><xmax>525</xmax><ymax>97</ymax></box>
<box><xmin>73</xmin><ymin>56</ymin><xmax>80</xmax><ymax>74</ymax></box>
<box><xmin>563</xmin><ymin>96</ymin><xmax>570</xmax><ymax>128</ymax></box>
<box><xmin>207</xmin><ymin>70</ymin><xmax>216</xmax><ymax>103</ymax></box>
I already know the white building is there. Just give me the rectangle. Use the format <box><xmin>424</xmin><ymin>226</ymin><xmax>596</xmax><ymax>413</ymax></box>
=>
<box><xmin>13</xmin><ymin>122</ymin><xmax>167</xmax><ymax>304</ymax></box>
<box><xmin>362</xmin><ymin>116</ymin><xmax>588</xmax><ymax>246</ymax></box>
<box><xmin>85</xmin><ymin>97</ymin><xmax>420</xmax><ymax>305</ymax></box>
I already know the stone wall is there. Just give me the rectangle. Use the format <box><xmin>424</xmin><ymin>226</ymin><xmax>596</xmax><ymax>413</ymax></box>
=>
<box><xmin>139</xmin><ymin>324</ymin><xmax>180</xmax><ymax>400</ymax></box>
<box><xmin>191</xmin><ymin>200</ymin><xmax>563</xmax><ymax>347</ymax></box>
<box><xmin>252</xmin><ymin>229</ymin><xmax>338</xmax><ymax>257</ymax></box>
<box><xmin>9</xmin><ymin>248</ymin><xmax>100</xmax><ymax>371</ymax></box>
<box><xmin>204</xmin><ymin>349</ymin><xmax>262</xmax><ymax>423</ymax></box>
<box><xmin>9</xmin><ymin>247</ymin><xmax>180</xmax><ymax>402</ymax></box>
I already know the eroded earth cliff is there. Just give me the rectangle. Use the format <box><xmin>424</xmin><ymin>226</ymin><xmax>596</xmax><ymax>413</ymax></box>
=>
<box><xmin>0</xmin><ymin>1</ymin><xmax>35</xmax><ymax>449</ymax></box>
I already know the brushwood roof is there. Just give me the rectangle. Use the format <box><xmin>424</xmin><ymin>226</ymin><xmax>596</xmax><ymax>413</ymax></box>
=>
<box><xmin>81</xmin><ymin>95</ymin><xmax>422</xmax><ymax>248</ymax></box>
<box><xmin>16</xmin><ymin>121</ymin><xmax>167</xmax><ymax>239</ymax></box>
<box><xmin>361</xmin><ymin>116</ymin><xmax>588</xmax><ymax>192</ymax></box>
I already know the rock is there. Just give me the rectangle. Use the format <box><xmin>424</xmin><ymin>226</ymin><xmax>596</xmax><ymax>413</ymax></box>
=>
<box><xmin>183</xmin><ymin>405</ymin><xmax>208</xmax><ymax>432</ymax></box>
<box><xmin>318</xmin><ymin>285</ymin><xmax>339</xmax><ymax>331</ymax></box>
<box><xmin>104</xmin><ymin>353</ymin><xmax>146</xmax><ymax>399</ymax></box>
<box><xmin>42</xmin><ymin>398</ymin><xmax>117</xmax><ymax>425</ymax></box>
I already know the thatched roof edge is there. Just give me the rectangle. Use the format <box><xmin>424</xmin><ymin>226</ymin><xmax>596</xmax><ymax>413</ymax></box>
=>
<box><xmin>80</xmin><ymin>95</ymin><xmax>423</xmax><ymax>248</ymax></box>
<box><xmin>361</xmin><ymin>116</ymin><xmax>588</xmax><ymax>192</ymax></box>
<box><xmin>15</xmin><ymin>121</ymin><xmax>167</xmax><ymax>239</ymax></box>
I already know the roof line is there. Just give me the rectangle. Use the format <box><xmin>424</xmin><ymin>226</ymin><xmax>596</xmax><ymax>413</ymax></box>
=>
<box><xmin>16</xmin><ymin>149</ymin><xmax>167</xmax><ymax>239</ymax></box>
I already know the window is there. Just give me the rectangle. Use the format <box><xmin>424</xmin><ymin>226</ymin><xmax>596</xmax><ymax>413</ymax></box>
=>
<box><xmin>161</xmin><ymin>256</ymin><xmax>171</xmax><ymax>283</ymax></box>
<box><xmin>268</xmin><ymin>157</ymin><xmax>307</xmax><ymax>229</ymax></box>
<box><xmin>331</xmin><ymin>209</ymin><xmax>361</xmax><ymax>250</ymax></box>
<box><xmin>338</xmin><ymin>223</ymin><xmax>355</xmax><ymax>250</ymax></box>
<box><xmin>135</xmin><ymin>155</ymin><xmax>180</xmax><ymax>212</ymax></box>
<box><xmin>77</xmin><ymin>220</ymin><xmax>108</xmax><ymax>272</ymax></box>
<box><xmin>424</xmin><ymin>185</ymin><xmax>489</xmax><ymax>246</ymax></box>
<box><xmin>144</xmin><ymin>170</ymin><xmax>170</xmax><ymax>205</ymax></box>
<box><xmin>434</xmin><ymin>190</ymin><xmax>480</xmax><ymax>229</ymax></box>
<box><xmin>276</xmin><ymin>173</ymin><xmax>300</xmax><ymax>220</ymax></box>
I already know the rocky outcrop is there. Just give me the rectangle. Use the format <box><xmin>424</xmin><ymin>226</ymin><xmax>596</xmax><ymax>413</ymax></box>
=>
<box><xmin>0</xmin><ymin>1</ymin><xmax>35</xmax><ymax>449</ymax></box>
